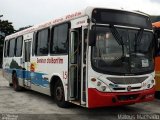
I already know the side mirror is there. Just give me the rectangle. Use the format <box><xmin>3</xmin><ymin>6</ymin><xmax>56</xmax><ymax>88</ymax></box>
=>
<box><xmin>89</xmin><ymin>30</ymin><xmax>96</xmax><ymax>46</ymax></box>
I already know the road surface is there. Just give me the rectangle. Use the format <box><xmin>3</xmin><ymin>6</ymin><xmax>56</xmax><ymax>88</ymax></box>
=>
<box><xmin>0</xmin><ymin>70</ymin><xmax>160</xmax><ymax>120</ymax></box>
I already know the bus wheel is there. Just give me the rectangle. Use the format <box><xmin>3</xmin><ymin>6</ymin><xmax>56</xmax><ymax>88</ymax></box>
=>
<box><xmin>12</xmin><ymin>73</ymin><xmax>22</xmax><ymax>91</ymax></box>
<box><xmin>54</xmin><ymin>81</ymin><xmax>69</xmax><ymax>108</ymax></box>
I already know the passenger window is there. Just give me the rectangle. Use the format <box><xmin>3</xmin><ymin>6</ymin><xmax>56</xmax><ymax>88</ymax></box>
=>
<box><xmin>51</xmin><ymin>23</ymin><xmax>69</xmax><ymax>54</ymax></box>
<box><xmin>8</xmin><ymin>39</ymin><xmax>15</xmax><ymax>57</ymax></box>
<box><xmin>35</xmin><ymin>28</ymin><xmax>49</xmax><ymax>56</ymax></box>
<box><xmin>32</xmin><ymin>33</ymin><xmax>36</xmax><ymax>56</ymax></box>
<box><xmin>15</xmin><ymin>36</ymin><xmax>23</xmax><ymax>57</ymax></box>
<box><xmin>4</xmin><ymin>41</ymin><xmax>8</xmax><ymax>57</ymax></box>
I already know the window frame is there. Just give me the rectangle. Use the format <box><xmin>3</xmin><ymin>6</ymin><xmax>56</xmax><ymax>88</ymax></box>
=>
<box><xmin>15</xmin><ymin>36</ymin><xmax>23</xmax><ymax>57</ymax></box>
<box><xmin>8</xmin><ymin>38</ymin><xmax>16</xmax><ymax>57</ymax></box>
<box><xmin>4</xmin><ymin>40</ymin><xmax>9</xmax><ymax>57</ymax></box>
<box><xmin>35</xmin><ymin>27</ymin><xmax>50</xmax><ymax>56</ymax></box>
<box><xmin>32</xmin><ymin>32</ymin><xmax>37</xmax><ymax>56</ymax></box>
<box><xmin>50</xmin><ymin>22</ymin><xmax>70</xmax><ymax>55</ymax></box>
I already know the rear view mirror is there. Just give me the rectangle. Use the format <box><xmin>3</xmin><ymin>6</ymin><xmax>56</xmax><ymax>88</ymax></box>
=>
<box><xmin>89</xmin><ymin>30</ymin><xmax>96</xmax><ymax>46</ymax></box>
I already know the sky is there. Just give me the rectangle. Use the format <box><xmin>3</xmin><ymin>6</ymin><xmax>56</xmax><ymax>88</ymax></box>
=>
<box><xmin>0</xmin><ymin>0</ymin><xmax>160</xmax><ymax>30</ymax></box>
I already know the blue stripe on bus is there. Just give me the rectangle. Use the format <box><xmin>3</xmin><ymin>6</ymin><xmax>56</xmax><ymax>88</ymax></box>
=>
<box><xmin>4</xmin><ymin>68</ymin><xmax>49</xmax><ymax>87</ymax></box>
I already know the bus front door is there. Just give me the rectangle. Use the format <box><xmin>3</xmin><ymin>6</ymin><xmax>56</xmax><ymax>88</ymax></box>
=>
<box><xmin>69</xmin><ymin>27</ymin><xmax>87</xmax><ymax>105</ymax></box>
<box><xmin>23</xmin><ymin>40</ymin><xmax>31</xmax><ymax>88</ymax></box>
<box><xmin>69</xmin><ymin>30</ymin><xmax>79</xmax><ymax>100</ymax></box>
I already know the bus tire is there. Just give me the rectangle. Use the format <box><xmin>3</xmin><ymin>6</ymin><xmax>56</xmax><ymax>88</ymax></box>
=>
<box><xmin>12</xmin><ymin>73</ymin><xmax>22</xmax><ymax>91</ymax></box>
<box><xmin>54</xmin><ymin>80</ymin><xmax>69</xmax><ymax>108</ymax></box>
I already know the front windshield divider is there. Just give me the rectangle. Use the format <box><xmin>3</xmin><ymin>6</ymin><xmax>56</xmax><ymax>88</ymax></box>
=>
<box><xmin>109</xmin><ymin>24</ymin><xmax>125</xmax><ymax>58</ymax></box>
<box><xmin>134</xmin><ymin>28</ymin><xmax>144</xmax><ymax>53</ymax></box>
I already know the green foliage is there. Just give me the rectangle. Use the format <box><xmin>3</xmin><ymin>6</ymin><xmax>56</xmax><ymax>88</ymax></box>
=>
<box><xmin>150</xmin><ymin>16</ymin><xmax>160</xmax><ymax>22</ymax></box>
<box><xmin>16</xmin><ymin>25</ymin><xmax>32</xmax><ymax>32</ymax></box>
<box><xmin>0</xmin><ymin>19</ymin><xmax>15</xmax><ymax>67</ymax></box>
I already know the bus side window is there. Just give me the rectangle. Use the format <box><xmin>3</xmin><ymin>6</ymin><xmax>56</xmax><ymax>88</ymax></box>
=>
<box><xmin>32</xmin><ymin>32</ymin><xmax>36</xmax><ymax>56</ymax></box>
<box><xmin>7</xmin><ymin>40</ymin><xmax>10</xmax><ymax>57</ymax></box>
<box><xmin>51</xmin><ymin>23</ymin><xmax>69</xmax><ymax>54</ymax></box>
<box><xmin>35</xmin><ymin>28</ymin><xmax>50</xmax><ymax>56</ymax></box>
<box><xmin>4</xmin><ymin>41</ymin><xmax>8</xmax><ymax>57</ymax></box>
<box><xmin>15</xmin><ymin>36</ymin><xmax>23</xmax><ymax>57</ymax></box>
<box><xmin>8</xmin><ymin>38</ymin><xmax>16</xmax><ymax>57</ymax></box>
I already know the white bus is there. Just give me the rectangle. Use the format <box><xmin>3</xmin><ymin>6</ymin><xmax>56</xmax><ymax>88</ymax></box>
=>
<box><xmin>2</xmin><ymin>7</ymin><xmax>155</xmax><ymax>108</ymax></box>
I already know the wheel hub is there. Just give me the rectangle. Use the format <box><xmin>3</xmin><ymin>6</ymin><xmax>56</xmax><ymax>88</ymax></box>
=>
<box><xmin>56</xmin><ymin>86</ymin><xmax>63</xmax><ymax>101</ymax></box>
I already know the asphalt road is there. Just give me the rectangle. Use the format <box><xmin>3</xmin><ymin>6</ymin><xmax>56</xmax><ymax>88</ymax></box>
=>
<box><xmin>0</xmin><ymin>70</ymin><xmax>160</xmax><ymax>120</ymax></box>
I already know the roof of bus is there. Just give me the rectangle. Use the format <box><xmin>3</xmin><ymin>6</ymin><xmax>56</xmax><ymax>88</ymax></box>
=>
<box><xmin>152</xmin><ymin>21</ymin><xmax>160</xmax><ymax>28</ymax></box>
<box><xmin>5</xmin><ymin>6</ymin><xmax>150</xmax><ymax>40</ymax></box>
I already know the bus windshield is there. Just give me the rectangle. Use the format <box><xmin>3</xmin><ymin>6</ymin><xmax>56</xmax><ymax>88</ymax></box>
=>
<box><xmin>91</xmin><ymin>26</ymin><xmax>154</xmax><ymax>75</ymax></box>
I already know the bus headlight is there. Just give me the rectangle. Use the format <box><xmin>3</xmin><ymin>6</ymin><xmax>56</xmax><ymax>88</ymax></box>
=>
<box><xmin>142</xmin><ymin>79</ymin><xmax>155</xmax><ymax>90</ymax></box>
<box><xmin>91</xmin><ymin>78</ymin><xmax>111</xmax><ymax>92</ymax></box>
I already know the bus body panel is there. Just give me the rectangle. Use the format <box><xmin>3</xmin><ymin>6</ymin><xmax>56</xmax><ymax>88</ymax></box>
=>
<box><xmin>88</xmin><ymin>87</ymin><xmax>155</xmax><ymax>108</ymax></box>
<box><xmin>2</xmin><ymin>7</ymin><xmax>155</xmax><ymax>108</ymax></box>
<box><xmin>87</xmin><ymin>47</ymin><xmax>155</xmax><ymax>108</ymax></box>
<box><xmin>30</xmin><ymin>55</ymin><xmax>69</xmax><ymax>99</ymax></box>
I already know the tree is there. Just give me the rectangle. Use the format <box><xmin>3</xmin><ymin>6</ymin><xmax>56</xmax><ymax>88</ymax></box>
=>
<box><xmin>16</xmin><ymin>25</ymin><xmax>32</xmax><ymax>32</ymax></box>
<box><xmin>0</xmin><ymin>19</ymin><xmax>15</xmax><ymax>67</ymax></box>
<box><xmin>150</xmin><ymin>16</ymin><xmax>160</xmax><ymax>22</ymax></box>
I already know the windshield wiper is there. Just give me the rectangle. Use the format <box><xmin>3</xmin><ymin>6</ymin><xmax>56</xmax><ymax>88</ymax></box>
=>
<box><xmin>134</xmin><ymin>28</ymin><xmax>144</xmax><ymax>53</ymax></box>
<box><xmin>109</xmin><ymin>25</ymin><xmax>125</xmax><ymax>57</ymax></box>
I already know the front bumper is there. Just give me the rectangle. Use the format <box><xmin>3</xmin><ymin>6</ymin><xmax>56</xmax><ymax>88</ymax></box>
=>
<box><xmin>88</xmin><ymin>87</ymin><xmax>155</xmax><ymax>108</ymax></box>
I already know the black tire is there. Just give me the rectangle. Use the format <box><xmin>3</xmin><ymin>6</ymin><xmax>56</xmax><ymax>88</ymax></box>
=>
<box><xmin>54</xmin><ymin>80</ymin><xmax>69</xmax><ymax>108</ymax></box>
<box><xmin>12</xmin><ymin>73</ymin><xmax>22</xmax><ymax>91</ymax></box>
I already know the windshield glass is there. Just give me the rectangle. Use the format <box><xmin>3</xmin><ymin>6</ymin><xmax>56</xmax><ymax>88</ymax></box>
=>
<box><xmin>91</xmin><ymin>26</ymin><xmax>154</xmax><ymax>75</ymax></box>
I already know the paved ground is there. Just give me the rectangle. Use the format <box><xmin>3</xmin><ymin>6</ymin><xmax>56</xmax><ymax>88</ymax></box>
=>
<box><xmin>0</xmin><ymin>70</ymin><xmax>160</xmax><ymax>120</ymax></box>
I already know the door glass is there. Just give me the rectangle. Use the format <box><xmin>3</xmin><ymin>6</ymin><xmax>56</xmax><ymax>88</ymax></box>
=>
<box><xmin>69</xmin><ymin>30</ymin><xmax>79</xmax><ymax>99</ymax></box>
<box><xmin>25</xmin><ymin>42</ymin><xmax>31</xmax><ymax>62</ymax></box>
<box><xmin>70</xmin><ymin>31</ymin><xmax>78</xmax><ymax>64</ymax></box>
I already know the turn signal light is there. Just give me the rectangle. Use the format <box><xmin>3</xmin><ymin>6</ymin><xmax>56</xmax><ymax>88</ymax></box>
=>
<box><xmin>97</xmin><ymin>81</ymin><xmax>101</xmax><ymax>86</ymax></box>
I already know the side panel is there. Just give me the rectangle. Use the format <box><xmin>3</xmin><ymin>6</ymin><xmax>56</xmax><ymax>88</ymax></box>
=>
<box><xmin>3</xmin><ymin>57</ymin><xmax>22</xmax><ymax>84</ymax></box>
<box><xmin>30</xmin><ymin>55</ymin><xmax>68</xmax><ymax>96</ymax></box>
<box><xmin>3</xmin><ymin>37</ymin><xmax>24</xmax><ymax>85</ymax></box>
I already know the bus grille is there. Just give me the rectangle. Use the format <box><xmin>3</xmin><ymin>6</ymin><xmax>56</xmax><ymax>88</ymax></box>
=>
<box><xmin>107</xmin><ymin>76</ymin><xmax>148</xmax><ymax>84</ymax></box>
<box><xmin>113</xmin><ymin>86</ymin><xmax>141</xmax><ymax>91</ymax></box>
